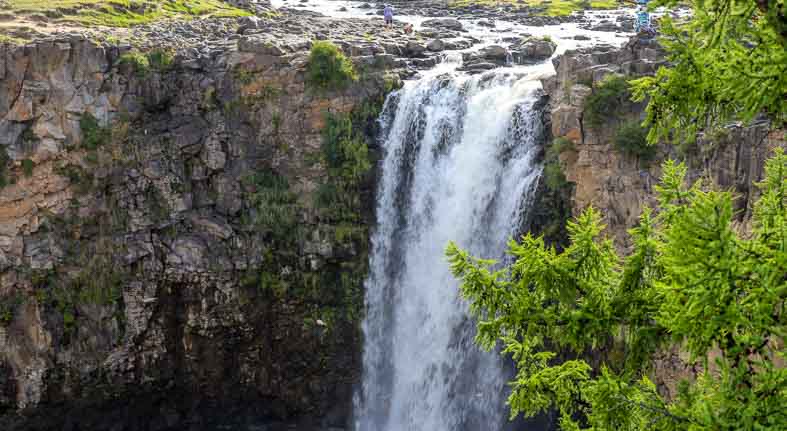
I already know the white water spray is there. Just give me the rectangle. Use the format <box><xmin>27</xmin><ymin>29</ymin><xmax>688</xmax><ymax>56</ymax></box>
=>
<box><xmin>355</xmin><ymin>67</ymin><xmax>547</xmax><ymax>431</ymax></box>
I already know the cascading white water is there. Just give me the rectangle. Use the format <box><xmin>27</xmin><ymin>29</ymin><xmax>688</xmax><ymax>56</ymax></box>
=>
<box><xmin>355</xmin><ymin>65</ymin><xmax>547</xmax><ymax>431</ymax></box>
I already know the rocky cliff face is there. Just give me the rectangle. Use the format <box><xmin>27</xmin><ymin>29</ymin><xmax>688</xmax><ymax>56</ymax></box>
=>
<box><xmin>0</xmin><ymin>24</ymin><xmax>403</xmax><ymax>430</ymax></box>
<box><xmin>543</xmin><ymin>36</ymin><xmax>787</xmax><ymax>249</ymax></box>
<box><xmin>541</xmin><ymin>35</ymin><xmax>786</xmax><ymax>398</ymax></box>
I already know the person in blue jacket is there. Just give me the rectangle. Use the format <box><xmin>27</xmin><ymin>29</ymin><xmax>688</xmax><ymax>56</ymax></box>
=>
<box><xmin>383</xmin><ymin>4</ymin><xmax>394</xmax><ymax>28</ymax></box>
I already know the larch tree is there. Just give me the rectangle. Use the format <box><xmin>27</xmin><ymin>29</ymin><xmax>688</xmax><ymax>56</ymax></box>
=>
<box><xmin>447</xmin><ymin>149</ymin><xmax>787</xmax><ymax>430</ymax></box>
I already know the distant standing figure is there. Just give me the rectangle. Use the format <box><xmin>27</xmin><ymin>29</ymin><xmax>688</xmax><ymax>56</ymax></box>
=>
<box><xmin>383</xmin><ymin>4</ymin><xmax>393</xmax><ymax>27</ymax></box>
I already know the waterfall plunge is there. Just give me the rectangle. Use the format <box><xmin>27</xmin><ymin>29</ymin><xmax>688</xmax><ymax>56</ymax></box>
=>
<box><xmin>356</xmin><ymin>69</ymin><xmax>547</xmax><ymax>431</ymax></box>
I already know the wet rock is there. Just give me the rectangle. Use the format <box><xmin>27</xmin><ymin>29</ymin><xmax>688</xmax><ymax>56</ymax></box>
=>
<box><xmin>426</xmin><ymin>39</ymin><xmax>445</xmax><ymax>52</ymax></box>
<box><xmin>443</xmin><ymin>38</ymin><xmax>473</xmax><ymax>50</ymax></box>
<box><xmin>510</xmin><ymin>37</ymin><xmax>557</xmax><ymax>64</ymax></box>
<box><xmin>422</xmin><ymin>18</ymin><xmax>464</xmax><ymax>31</ymax></box>
<box><xmin>403</xmin><ymin>40</ymin><xmax>426</xmax><ymax>57</ymax></box>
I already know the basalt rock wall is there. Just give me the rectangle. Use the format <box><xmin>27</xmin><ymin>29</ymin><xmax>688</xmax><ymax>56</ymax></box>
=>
<box><xmin>543</xmin><ymin>35</ymin><xmax>786</xmax><ymax>250</ymax></box>
<box><xmin>542</xmin><ymin>35</ymin><xmax>786</xmax><ymax>398</ymax></box>
<box><xmin>0</xmin><ymin>32</ymin><xmax>400</xmax><ymax>431</ymax></box>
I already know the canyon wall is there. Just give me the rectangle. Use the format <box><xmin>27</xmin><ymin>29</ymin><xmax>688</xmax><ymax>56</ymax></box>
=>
<box><xmin>0</xmin><ymin>33</ymin><xmax>400</xmax><ymax>430</ymax></box>
<box><xmin>543</xmin><ymin>35</ymin><xmax>786</xmax><ymax>248</ymax></box>
<box><xmin>542</xmin><ymin>35</ymin><xmax>786</xmax><ymax>397</ymax></box>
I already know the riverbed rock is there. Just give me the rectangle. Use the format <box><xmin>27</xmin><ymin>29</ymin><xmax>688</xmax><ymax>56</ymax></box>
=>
<box><xmin>426</xmin><ymin>38</ymin><xmax>445</xmax><ymax>52</ymax></box>
<box><xmin>422</xmin><ymin>18</ymin><xmax>464</xmax><ymax>31</ymax></box>
<box><xmin>510</xmin><ymin>36</ymin><xmax>557</xmax><ymax>64</ymax></box>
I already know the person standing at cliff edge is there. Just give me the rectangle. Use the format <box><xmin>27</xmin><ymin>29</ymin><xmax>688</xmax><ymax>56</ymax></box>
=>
<box><xmin>383</xmin><ymin>4</ymin><xmax>394</xmax><ymax>28</ymax></box>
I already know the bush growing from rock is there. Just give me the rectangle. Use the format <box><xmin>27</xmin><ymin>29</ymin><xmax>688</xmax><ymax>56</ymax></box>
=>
<box><xmin>584</xmin><ymin>74</ymin><xmax>630</xmax><ymax>128</ymax></box>
<box><xmin>543</xmin><ymin>137</ymin><xmax>575</xmax><ymax>192</ymax></box>
<box><xmin>0</xmin><ymin>146</ymin><xmax>10</xmax><ymax>188</ymax></box>
<box><xmin>21</xmin><ymin>159</ymin><xmax>34</xmax><ymax>177</ymax></box>
<box><xmin>614</xmin><ymin>120</ymin><xmax>655</xmax><ymax>160</ymax></box>
<box><xmin>79</xmin><ymin>113</ymin><xmax>111</xmax><ymax>150</ymax></box>
<box><xmin>306</xmin><ymin>41</ymin><xmax>358</xmax><ymax>91</ymax></box>
<box><xmin>147</xmin><ymin>48</ymin><xmax>175</xmax><ymax>71</ymax></box>
<box><xmin>118</xmin><ymin>51</ymin><xmax>150</xmax><ymax>77</ymax></box>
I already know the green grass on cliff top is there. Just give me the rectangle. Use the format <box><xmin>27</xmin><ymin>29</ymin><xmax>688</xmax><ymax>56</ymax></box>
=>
<box><xmin>448</xmin><ymin>0</ymin><xmax>620</xmax><ymax>16</ymax></box>
<box><xmin>5</xmin><ymin>0</ymin><xmax>251</xmax><ymax>27</ymax></box>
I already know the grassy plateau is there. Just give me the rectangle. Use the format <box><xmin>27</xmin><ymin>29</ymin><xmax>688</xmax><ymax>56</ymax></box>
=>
<box><xmin>3</xmin><ymin>0</ymin><xmax>251</xmax><ymax>27</ymax></box>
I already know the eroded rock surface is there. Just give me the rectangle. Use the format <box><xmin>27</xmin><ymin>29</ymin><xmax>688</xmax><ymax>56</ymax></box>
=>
<box><xmin>0</xmin><ymin>14</ymin><xmax>407</xmax><ymax>430</ymax></box>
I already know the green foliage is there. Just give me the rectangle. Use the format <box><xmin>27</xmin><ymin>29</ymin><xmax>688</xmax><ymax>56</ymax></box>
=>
<box><xmin>316</xmin><ymin>111</ymin><xmax>373</xmax><ymax>223</ymax></box>
<box><xmin>6</xmin><ymin>0</ymin><xmax>251</xmax><ymax>27</ymax></box>
<box><xmin>0</xmin><ymin>294</ymin><xmax>23</xmax><ymax>326</ymax></box>
<box><xmin>584</xmin><ymin>75</ymin><xmax>631</xmax><ymax>128</ymax></box>
<box><xmin>118</xmin><ymin>51</ymin><xmax>150</xmax><ymax>77</ymax></box>
<box><xmin>21</xmin><ymin>158</ymin><xmax>34</xmax><ymax>177</ymax></box>
<box><xmin>147</xmin><ymin>48</ymin><xmax>174</xmax><ymax>71</ymax></box>
<box><xmin>543</xmin><ymin>137</ymin><xmax>574</xmax><ymax>192</ymax></box>
<box><xmin>244</xmin><ymin>169</ymin><xmax>300</xmax><ymax>243</ymax></box>
<box><xmin>448</xmin><ymin>149</ymin><xmax>787</xmax><ymax>431</ymax></box>
<box><xmin>79</xmin><ymin>113</ymin><xmax>111</xmax><ymax>150</ymax></box>
<box><xmin>614</xmin><ymin>120</ymin><xmax>655</xmax><ymax>160</ymax></box>
<box><xmin>118</xmin><ymin>48</ymin><xmax>174</xmax><ymax>77</ymax></box>
<box><xmin>306</xmin><ymin>41</ymin><xmax>358</xmax><ymax>92</ymax></box>
<box><xmin>631</xmin><ymin>0</ymin><xmax>787</xmax><ymax>146</ymax></box>
<box><xmin>0</xmin><ymin>145</ymin><xmax>10</xmax><ymax>188</ymax></box>
<box><xmin>55</xmin><ymin>163</ymin><xmax>94</xmax><ymax>195</ymax></box>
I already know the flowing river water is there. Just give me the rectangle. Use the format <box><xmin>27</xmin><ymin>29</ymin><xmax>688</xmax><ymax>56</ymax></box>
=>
<box><xmin>271</xmin><ymin>2</ymin><xmax>634</xmax><ymax>429</ymax></box>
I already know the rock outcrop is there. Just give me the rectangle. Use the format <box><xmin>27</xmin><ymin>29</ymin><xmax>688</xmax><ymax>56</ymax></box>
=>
<box><xmin>0</xmin><ymin>15</ymin><xmax>405</xmax><ymax>430</ymax></box>
<box><xmin>510</xmin><ymin>37</ymin><xmax>557</xmax><ymax>65</ymax></box>
<box><xmin>542</xmin><ymin>35</ymin><xmax>786</xmax><ymax>249</ymax></box>
<box><xmin>541</xmin><ymin>35</ymin><xmax>786</xmax><ymax>398</ymax></box>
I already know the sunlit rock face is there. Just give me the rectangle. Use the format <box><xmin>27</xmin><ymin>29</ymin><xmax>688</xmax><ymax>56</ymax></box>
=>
<box><xmin>0</xmin><ymin>29</ymin><xmax>402</xmax><ymax>430</ymax></box>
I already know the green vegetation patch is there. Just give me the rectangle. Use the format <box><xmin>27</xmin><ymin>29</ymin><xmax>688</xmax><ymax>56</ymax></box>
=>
<box><xmin>6</xmin><ymin>0</ymin><xmax>251</xmax><ymax>27</ymax></box>
<box><xmin>583</xmin><ymin>74</ymin><xmax>631</xmax><ymax>128</ymax></box>
<box><xmin>448</xmin><ymin>149</ymin><xmax>787</xmax><ymax>431</ymax></box>
<box><xmin>448</xmin><ymin>0</ymin><xmax>619</xmax><ymax>16</ymax></box>
<box><xmin>543</xmin><ymin>136</ymin><xmax>574</xmax><ymax>192</ymax></box>
<box><xmin>0</xmin><ymin>146</ymin><xmax>11</xmax><ymax>188</ymax></box>
<box><xmin>306</xmin><ymin>41</ymin><xmax>358</xmax><ymax>92</ymax></box>
<box><xmin>614</xmin><ymin>120</ymin><xmax>655</xmax><ymax>160</ymax></box>
<box><xmin>118</xmin><ymin>48</ymin><xmax>175</xmax><ymax>78</ymax></box>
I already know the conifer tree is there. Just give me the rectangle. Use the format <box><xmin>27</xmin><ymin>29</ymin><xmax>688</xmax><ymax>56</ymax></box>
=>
<box><xmin>447</xmin><ymin>150</ymin><xmax>787</xmax><ymax>430</ymax></box>
<box><xmin>630</xmin><ymin>0</ymin><xmax>786</xmax><ymax>144</ymax></box>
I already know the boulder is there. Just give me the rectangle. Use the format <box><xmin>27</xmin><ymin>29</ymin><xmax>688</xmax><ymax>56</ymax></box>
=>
<box><xmin>422</xmin><ymin>18</ymin><xmax>464</xmax><ymax>31</ymax></box>
<box><xmin>238</xmin><ymin>36</ymin><xmax>285</xmax><ymax>55</ymax></box>
<box><xmin>426</xmin><ymin>39</ymin><xmax>445</xmax><ymax>52</ymax></box>
<box><xmin>237</xmin><ymin>16</ymin><xmax>261</xmax><ymax>33</ymax></box>
<box><xmin>510</xmin><ymin>37</ymin><xmax>556</xmax><ymax>64</ymax></box>
<box><xmin>403</xmin><ymin>41</ymin><xmax>426</xmax><ymax>58</ymax></box>
<box><xmin>443</xmin><ymin>39</ymin><xmax>473</xmax><ymax>50</ymax></box>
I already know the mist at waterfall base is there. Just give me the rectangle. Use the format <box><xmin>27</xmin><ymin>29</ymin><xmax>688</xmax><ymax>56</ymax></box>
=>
<box><xmin>354</xmin><ymin>64</ymin><xmax>552</xmax><ymax>431</ymax></box>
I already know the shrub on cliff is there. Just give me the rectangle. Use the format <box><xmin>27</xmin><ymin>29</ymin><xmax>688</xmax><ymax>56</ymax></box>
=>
<box><xmin>118</xmin><ymin>51</ymin><xmax>150</xmax><ymax>78</ymax></box>
<box><xmin>306</xmin><ymin>41</ymin><xmax>358</xmax><ymax>91</ymax></box>
<box><xmin>583</xmin><ymin>75</ymin><xmax>630</xmax><ymax>128</ymax></box>
<box><xmin>448</xmin><ymin>149</ymin><xmax>787</xmax><ymax>430</ymax></box>
<box><xmin>614</xmin><ymin>120</ymin><xmax>655</xmax><ymax>160</ymax></box>
<box><xmin>543</xmin><ymin>137</ymin><xmax>574</xmax><ymax>192</ymax></box>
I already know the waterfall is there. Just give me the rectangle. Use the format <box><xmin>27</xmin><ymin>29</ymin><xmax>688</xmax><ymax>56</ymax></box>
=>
<box><xmin>355</xmin><ymin>67</ymin><xmax>547</xmax><ymax>431</ymax></box>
